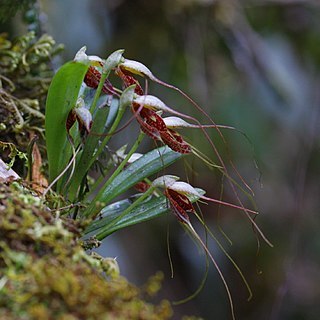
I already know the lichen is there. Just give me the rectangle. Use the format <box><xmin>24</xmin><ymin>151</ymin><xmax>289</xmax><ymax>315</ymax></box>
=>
<box><xmin>0</xmin><ymin>182</ymin><xmax>173</xmax><ymax>320</ymax></box>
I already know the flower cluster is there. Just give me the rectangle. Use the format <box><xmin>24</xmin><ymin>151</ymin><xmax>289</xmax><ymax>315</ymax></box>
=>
<box><xmin>70</xmin><ymin>47</ymin><xmax>259</xmax><ymax>225</ymax></box>
<box><xmin>80</xmin><ymin>48</ymin><xmax>192</xmax><ymax>154</ymax></box>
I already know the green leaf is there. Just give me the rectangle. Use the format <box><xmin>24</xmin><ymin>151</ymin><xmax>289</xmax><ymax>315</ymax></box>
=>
<box><xmin>45</xmin><ymin>61</ymin><xmax>89</xmax><ymax>187</ymax></box>
<box><xmin>86</xmin><ymin>195</ymin><xmax>168</xmax><ymax>237</ymax></box>
<box><xmin>85</xmin><ymin>189</ymin><xmax>205</xmax><ymax>239</ymax></box>
<box><xmin>83</xmin><ymin>146</ymin><xmax>184</xmax><ymax>217</ymax></box>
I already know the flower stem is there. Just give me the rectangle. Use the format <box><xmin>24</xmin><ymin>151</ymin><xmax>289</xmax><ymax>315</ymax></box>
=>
<box><xmin>89</xmin><ymin>67</ymin><xmax>110</xmax><ymax>114</ymax></box>
<box><xmin>99</xmin><ymin>131</ymin><xmax>145</xmax><ymax>190</ymax></box>
<box><xmin>83</xmin><ymin>131</ymin><xmax>145</xmax><ymax>218</ymax></box>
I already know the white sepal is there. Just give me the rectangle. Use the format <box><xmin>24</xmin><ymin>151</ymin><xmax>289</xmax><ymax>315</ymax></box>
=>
<box><xmin>152</xmin><ymin>175</ymin><xmax>180</xmax><ymax>188</ymax></box>
<box><xmin>74</xmin><ymin>46</ymin><xmax>89</xmax><ymax>65</ymax></box>
<box><xmin>168</xmin><ymin>181</ymin><xmax>204</xmax><ymax>198</ymax></box>
<box><xmin>74</xmin><ymin>106</ymin><xmax>92</xmax><ymax>133</ymax></box>
<box><xmin>120</xmin><ymin>59</ymin><xmax>155</xmax><ymax>79</ymax></box>
<box><xmin>163</xmin><ymin>116</ymin><xmax>192</xmax><ymax>128</ymax></box>
<box><xmin>134</xmin><ymin>95</ymin><xmax>172</xmax><ymax>113</ymax></box>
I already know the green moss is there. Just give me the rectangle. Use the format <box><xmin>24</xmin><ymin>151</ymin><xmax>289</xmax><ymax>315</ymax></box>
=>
<box><xmin>0</xmin><ymin>182</ymin><xmax>173</xmax><ymax>320</ymax></box>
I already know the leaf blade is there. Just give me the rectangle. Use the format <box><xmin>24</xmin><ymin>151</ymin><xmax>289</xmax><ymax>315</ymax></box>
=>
<box><xmin>85</xmin><ymin>190</ymin><xmax>205</xmax><ymax>239</ymax></box>
<box><xmin>83</xmin><ymin>146</ymin><xmax>184</xmax><ymax>217</ymax></box>
<box><xmin>45</xmin><ymin>61</ymin><xmax>89</xmax><ymax>186</ymax></box>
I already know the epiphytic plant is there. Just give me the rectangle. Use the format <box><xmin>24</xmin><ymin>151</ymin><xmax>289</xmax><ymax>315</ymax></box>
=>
<box><xmin>44</xmin><ymin>47</ymin><xmax>272</xmax><ymax>319</ymax></box>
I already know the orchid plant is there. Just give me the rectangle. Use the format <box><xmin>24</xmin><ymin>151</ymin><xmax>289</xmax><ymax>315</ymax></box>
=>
<box><xmin>44</xmin><ymin>47</ymin><xmax>272</xmax><ymax>320</ymax></box>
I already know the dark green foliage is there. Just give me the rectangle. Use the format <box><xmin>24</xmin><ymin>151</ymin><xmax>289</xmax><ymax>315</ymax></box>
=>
<box><xmin>0</xmin><ymin>0</ymin><xmax>36</xmax><ymax>22</ymax></box>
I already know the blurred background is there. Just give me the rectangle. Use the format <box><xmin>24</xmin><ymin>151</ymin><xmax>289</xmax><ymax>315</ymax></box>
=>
<box><xmin>2</xmin><ymin>0</ymin><xmax>320</xmax><ymax>319</ymax></box>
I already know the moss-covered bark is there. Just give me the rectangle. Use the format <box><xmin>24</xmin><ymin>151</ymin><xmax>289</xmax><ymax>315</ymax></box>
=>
<box><xmin>0</xmin><ymin>182</ymin><xmax>173</xmax><ymax>320</ymax></box>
